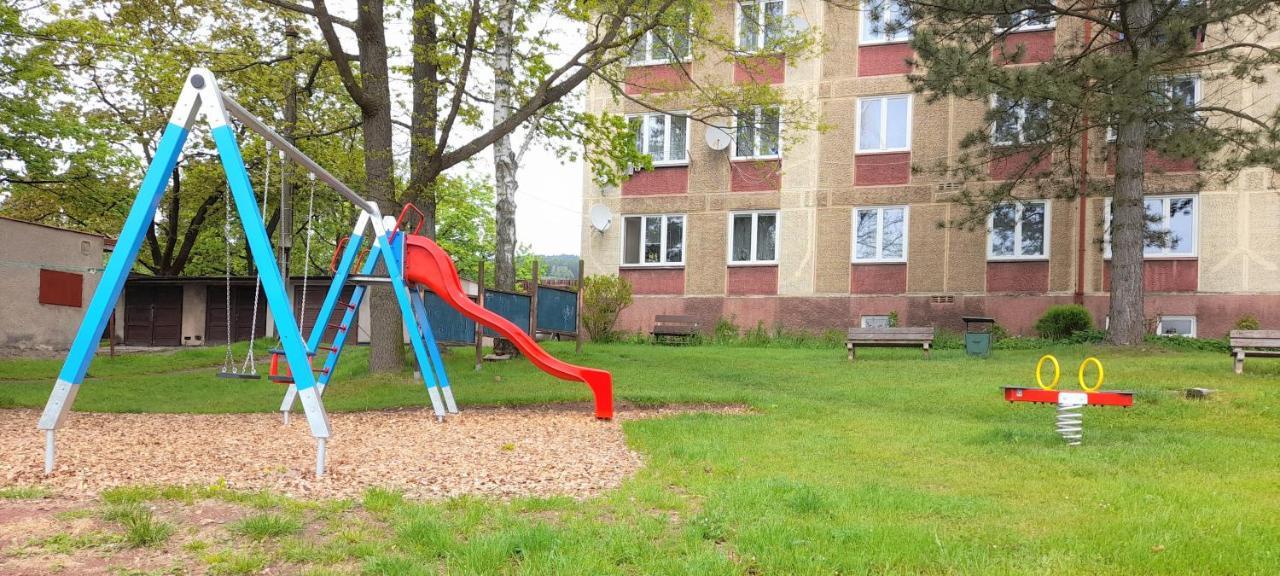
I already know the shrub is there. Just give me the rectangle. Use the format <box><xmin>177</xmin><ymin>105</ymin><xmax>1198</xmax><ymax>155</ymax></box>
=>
<box><xmin>887</xmin><ymin>311</ymin><xmax>900</xmax><ymax>327</ymax></box>
<box><xmin>1034</xmin><ymin>305</ymin><xmax>1095</xmax><ymax>340</ymax></box>
<box><xmin>580</xmin><ymin>274</ymin><xmax>632</xmax><ymax>342</ymax></box>
<box><xmin>712</xmin><ymin>316</ymin><xmax>739</xmax><ymax>344</ymax></box>
<box><xmin>1236</xmin><ymin>314</ymin><xmax>1261</xmax><ymax>331</ymax></box>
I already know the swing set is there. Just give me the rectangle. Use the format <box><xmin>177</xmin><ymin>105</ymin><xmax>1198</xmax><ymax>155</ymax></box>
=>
<box><xmin>38</xmin><ymin>68</ymin><xmax>613</xmax><ymax>477</ymax></box>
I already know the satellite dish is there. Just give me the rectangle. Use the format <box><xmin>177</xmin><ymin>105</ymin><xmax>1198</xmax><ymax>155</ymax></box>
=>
<box><xmin>705</xmin><ymin>125</ymin><xmax>732</xmax><ymax>151</ymax></box>
<box><xmin>589</xmin><ymin>204</ymin><xmax>613</xmax><ymax>232</ymax></box>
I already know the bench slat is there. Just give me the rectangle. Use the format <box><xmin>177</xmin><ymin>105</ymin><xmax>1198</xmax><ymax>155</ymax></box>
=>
<box><xmin>1237</xmin><ymin>349</ymin><xmax>1280</xmax><ymax>357</ymax></box>
<box><xmin>1231</xmin><ymin>339</ymin><xmax>1280</xmax><ymax>348</ymax></box>
<box><xmin>655</xmin><ymin>315</ymin><xmax>698</xmax><ymax>324</ymax></box>
<box><xmin>652</xmin><ymin>326</ymin><xmax>698</xmax><ymax>335</ymax></box>
<box><xmin>847</xmin><ymin>334</ymin><xmax>932</xmax><ymax>341</ymax></box>
<box><xmin>1229</xmin><ymin>330</ymin><xmax>1280</xmax><ymax>338</ymax></box>
<box><xmin>847</xmin><ymin>327</ymin><xmax>933</xmax><ymax>336</ymax></box>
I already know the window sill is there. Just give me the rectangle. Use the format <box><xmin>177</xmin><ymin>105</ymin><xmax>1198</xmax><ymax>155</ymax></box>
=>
<box><xmin>647</xmin><ymin>162</ymin><xmax>690</xmax><ymax>169</ymax></box>
<box><xmin>1103</xmin><ymin>255</ymin><xmax>1198</xmax><ymax>261</ymax></box>
<box><xmin>620</xmin><ymin>264</ymin><xmax>685</xmax><ymax>270</ymax></box>
<box><xmin>987</xmin><ymin>256</ymin><xmax>1050</xmax><ymax>262</ymax></box>
<box><xmin>858</xmin><ymin>39</ymin><xmax>912</xmax><ymax>47</ymax></box>
<box><xmin>627</xmin><ymin>59</ymin><xmax>693</xmax><ymax>68</ymax></box>
<box><xmin>727</xmin><ymin>262</ymin><xmax>779</xmax><ymax>268</ymax></box>
<box><xmin>998</xmin><ymin>25</ymin><xmax>1056</xmax><ymax>34</ymax></box>
<box><xmin>731</xmin><ymin>156</ymin><xmax>782</xmax><ymax>162</ymax></box>
<box><xmin>854</xmin><ymin>149</ymin><xmax>911</xmax><ymax>156</ymax></box>
<box><xmin>852</xmin><ymin>260</ymin><xmax>907</xmax><ymax>265</ymax></box>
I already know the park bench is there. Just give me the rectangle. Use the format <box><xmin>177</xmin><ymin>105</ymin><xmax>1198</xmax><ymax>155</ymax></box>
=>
<box><xmin>652</xmin><ymin>315</ymin><xmax>699</xmax><ymax>345</ymax></box>
<box><xmin>1229</xmin><ymin>330</ymin><xmax>1280</xmax><ymax>374</ymax></box>
<box><xmin>846</xmin><ymin>327</ymin><xmax>934</xmax><ymax>361</ymax></box>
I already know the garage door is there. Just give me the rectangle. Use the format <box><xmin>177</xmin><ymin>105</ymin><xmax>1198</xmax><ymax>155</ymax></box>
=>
<box><xmin>124</xmin><ymin>285</ymin><xmax>182</xmax><ymax>346</ymax></box>
<box><xmin>205</xmin><ymin>285</ymin><xmax>267</xmax><ymax>345</ymax></box>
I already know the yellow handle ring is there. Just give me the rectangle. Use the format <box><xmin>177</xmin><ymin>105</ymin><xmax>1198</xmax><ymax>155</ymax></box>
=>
<box><xmin>1036</xmin><ymin>354</ymin><xmax>1061</xmax><ymax>391</ymax></box>
<box><xmin>1078</xmin><ymin>357</ymin><xmax>1105</xmax><ymax>392</ymax></box>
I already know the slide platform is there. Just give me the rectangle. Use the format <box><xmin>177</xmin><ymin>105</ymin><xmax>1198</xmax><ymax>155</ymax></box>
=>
<box><xmin>402</xmin><ymin>234</ymin><xmax>614</xmax><ymax>420</ymax></box>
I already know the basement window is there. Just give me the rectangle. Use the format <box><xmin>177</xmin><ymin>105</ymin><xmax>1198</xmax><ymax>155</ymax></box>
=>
<box><xmin>1157</xmin><ymin>315</ymin><xmax>1196</xmax><ymax>337</ymax></box>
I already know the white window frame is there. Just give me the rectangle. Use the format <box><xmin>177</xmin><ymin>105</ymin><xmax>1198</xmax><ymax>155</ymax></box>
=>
<box><xmin>731</xmin><ymin>106</ymin><xmax>783</xmax><ymax>160</ymax></box>
<box><xmin>851</xmin><ymin>206</ymin><xmax>909</xmax><ymax>263</ymax></box>
<box><xmin>987</xmin><ymin>200</ymin><xmax>1052</xmax><ymax>260</ymax></box>
<box><xmin>856</xmin><ymin>94</ymin><xmax>913</xmax><ymax>153</ymax></box>
<box><xmin>736</xmin><ymin>0</ymin><xmax>786</xmax><ymax>52</ymax></box>
<box><xmin>859</xmin><ymin>0</ymin><xmax>913</xmax><ymax>45</ymax></box>
<box><xmin>628</xmin><ymin>112</ymin><xmax>691</xmax><ymax>167</ymax></box>
<box><xmin>727</xmin><ymin>210</ymin><xmax>781</xmax><ymax>265</ymax></box>
<box><xmin>621</xmin><ymin>214</ymin><xmax>687</xmax><ymax>267</ymax></box>
<box><xmin>990</xmin><ymin>95</ymin><xmax>1051</xmax><ymax>146</ymax></box>
<box><xmin>861</xmin><ymin>315</ymin><xmax>892</xmax><ymax>328</ymax></box>
<box><xmin>628</xmin><ymin>18</ymin><xmax>694</xmax><ymax>66</ymax></box>
<box><xmin>995</xmin><ymin>7</ymin><xmax>1056</xmax><ymax>33</ymax></box>
<box><xmin>1157</xmin><ymin>315</ymin><xmax>1197</xmax><ymax>337</ymax></box>
<box><xmin>1107</xmin><ymin>75</ymin><xmax>1201</xmax><ymax>142</ymax></box>
<box><xmin>1102</xmin><ymin>195</ymin><xmax>1198</xmax><ymax>259</ymax></box>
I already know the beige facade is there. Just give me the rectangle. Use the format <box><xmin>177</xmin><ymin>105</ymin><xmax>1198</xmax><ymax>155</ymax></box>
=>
<box><xmin>582</xmin><ymin>4</ymin><xmax>1280</xmax><ymax>337</ymax></box>
<box><xmin>0</xmin><ymin>217</ymin><xmax>107</xmax><ymax>349</ymax></box>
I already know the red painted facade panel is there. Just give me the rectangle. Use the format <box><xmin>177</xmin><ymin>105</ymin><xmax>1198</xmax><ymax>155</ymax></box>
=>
<box><xmin>986</xmin><ymin>261</ymin><xmax>1051</xmax><ymax>293</ymax></box>
<box><xmin>38</xmin><ymin>269</ymin><xmax>83</xmax><ymax>307</ymax></box>
<box><xmin>624</xmin><ymin>64</ymin><xmax>692</xmax><ymax>95</ymax></box>
<box><xmin>1103</xmin><ymin>259</ymin><xmax>1198</xmax><ymax>293</ymax></box>
<box><xmin>995</xmin><ymin>30</ymin><xmax>1056</xmax><ymax>64</ymax></box>
<box><xmin>858</xmin><ymin>43</ymin><xmax>913</xmax><ymax>76</ymax></box>
<box><xmin>734</xmin><ymin>55</ymin><xmax>785</xmax><ymax>85</ymax></box>
<box><xmin>620</xmin><ymin>268</ymin><xmax>685</xmax><ymax>295</ymax></box>
<box><xmin>1106</xmin><ymin>149</ymin><xmax>1198</xmax><ymax>174</ymax></box>
<box><xmin>850</xmin><ymin>263</ymin><xmax>907</xmax><ymax>294</ymax></box>
<box><xmin>989</xmin><ymin>148</ymin><xmax>1053</xmax><ymax>180</ymax></box>
<box><xmin>622</xmin><ymin>166</ymin><xmax>690</xmax><ymax>196</ymax></box>
<box><xmin>854</xmin><ymin>152</ymin><xmax>911</xmax><ymax>186</ymax></box>
<box><xmin>730</xmin><ymin>160</ymin><xmax>782</xmax><ymax>192</ymax></box>
<box><xmin>726</xmin><ymin>265</ymin><xmax>779</xmax><ymax>296</ymax></box>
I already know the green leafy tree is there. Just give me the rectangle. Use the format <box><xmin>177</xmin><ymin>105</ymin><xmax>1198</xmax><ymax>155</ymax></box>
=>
<box><xmin>581</xmin><ymin>273</ymin><xmax>633</xmax><ymax>341</ymax></box>
<box><xmin>904</xmin><ymin>0</ymin><xmax>1280</xmax><ymax>344</ymax></box>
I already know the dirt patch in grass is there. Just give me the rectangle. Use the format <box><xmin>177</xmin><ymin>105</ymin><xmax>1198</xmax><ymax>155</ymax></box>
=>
<box><xmin>0</xmin><ymin>404</ymin><xmax>746</xmax><ymax>501</ymax></box>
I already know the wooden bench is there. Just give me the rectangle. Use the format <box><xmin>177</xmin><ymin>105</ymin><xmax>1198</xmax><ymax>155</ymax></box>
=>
<box><xmin>1229</xmin><ymin>330</ymin><xmax>1280</xmax><ymax>374</ymax></box>
<box><xmin>652</xmin><ymin>315</ymin><xmax>699</xmax><ymax>345</ymax></box>
<box><xmin>846</xmin><ymin>327</ymin><xmax>934</xmax><ymax>361</ymax></box>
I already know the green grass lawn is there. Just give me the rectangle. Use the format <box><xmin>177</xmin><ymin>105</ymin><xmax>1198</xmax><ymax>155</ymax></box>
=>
<box><xmin>3</xmin><ymin>341</ymin><xmax>1280</xmax><ymax>574</ymax></box>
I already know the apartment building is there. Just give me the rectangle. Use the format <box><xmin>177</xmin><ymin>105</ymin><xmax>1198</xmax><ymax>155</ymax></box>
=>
<box><xmin>580</xmin><ymin>0</ymin><xmax>1280</xmax><ymax>337</ymax></box>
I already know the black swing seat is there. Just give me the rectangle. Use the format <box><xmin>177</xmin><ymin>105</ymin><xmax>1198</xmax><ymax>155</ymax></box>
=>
<box><xmin>217</xmin><ymin>370</ymin><xmax>262</xmax><ymax>380</ymax></box>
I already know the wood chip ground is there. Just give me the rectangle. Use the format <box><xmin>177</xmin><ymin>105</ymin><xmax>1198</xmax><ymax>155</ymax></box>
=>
<box><xmin>0</xmin><ymin>405</ymin><xmax>744</xmax><ymax>501</ymax></box>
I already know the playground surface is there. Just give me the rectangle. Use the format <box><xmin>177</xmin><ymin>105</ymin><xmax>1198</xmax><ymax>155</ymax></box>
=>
<box><xmin>1</xmin><ymin>405</ymin><xmax>743</xmax><ymax>501</ymax></box>
<box><xmin>2</xmin><ymin>341</ymin><xmax>1279</xmax><ymax>574</ymax></box>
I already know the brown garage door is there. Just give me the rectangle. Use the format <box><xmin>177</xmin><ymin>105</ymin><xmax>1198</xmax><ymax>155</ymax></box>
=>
<box><xmin>124</xmin><ymin>285</ymin><xmax>183</xmax><ymax>346</ymax></box>
<box><xmin>294</xmin><ymin>283</ymin><xmax>359</xmax><ymax>344</ymax></box>
<box><xmin>205</xmin><ymin>285</ymin><xmax>267</xmax><ymax>345</ymax></box>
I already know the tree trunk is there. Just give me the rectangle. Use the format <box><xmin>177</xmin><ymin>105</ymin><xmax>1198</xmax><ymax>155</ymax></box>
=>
<box><xmin>407</xmin><ymin>0</ymin><xmax>440</xmax><ymax>239</ymax></box>
<box><xmin>491</xmin><ymin>0</ymin><xmax>520</xmax><ymax>357</ymax></box>
<box><xmin>1107</xmin><ymin>0</ymin><xmax>1154</xmax><ymax>346</ymax></box>
<box><xmin>354</xmin><ymin>0</ymin><xmax>405</xmax><ymax>373</ymax></box>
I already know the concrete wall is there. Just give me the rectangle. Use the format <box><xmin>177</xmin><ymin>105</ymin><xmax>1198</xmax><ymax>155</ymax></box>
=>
<box><xmin>0</xmin><ymin>218</ymin><xmax>106</xmax><ymax>349</ymax></box>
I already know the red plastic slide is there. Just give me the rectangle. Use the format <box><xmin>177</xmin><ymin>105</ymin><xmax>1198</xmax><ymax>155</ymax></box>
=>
<box><xmin>402</xmin><ymin>234</ymin><xmax>614</xmax><ymax>420</ymax></box>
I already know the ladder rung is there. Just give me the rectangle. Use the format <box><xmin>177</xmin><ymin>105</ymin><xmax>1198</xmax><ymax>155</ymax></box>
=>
<box><xmin>327</xmin><ymin>323</ymin><xmax>348</xmax><ymax>332</ymax></box>
<box><xmin>336</xmin><ymin>300</ymin><xmax>356</xmax><ymax>310</ymax></box>
<box><xmin>349</xmin><ymin>275</ymin><xmax>392</xmax><ymax>285</ymax></box>
<box><xmin>268</xmin><ymin>348</ymin><xmax>317</xmax><ymax>357</ymax></box>
<box><xmin>319</xmin><ymin>345</ymin><xmax>339</xmax><ymax>352</ymax></box>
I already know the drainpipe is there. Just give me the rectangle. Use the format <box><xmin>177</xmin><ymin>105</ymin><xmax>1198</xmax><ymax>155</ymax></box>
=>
<box><xmin>1074</xmin><ymin>12</ymin><xmax>1093</xmax><ymax>306</ymax></box>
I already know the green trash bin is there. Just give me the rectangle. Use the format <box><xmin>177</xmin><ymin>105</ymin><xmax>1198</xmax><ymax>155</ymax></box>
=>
<box><xmin>963</xmin><ymin>316</ymin><xmax>996</xmax><ymax>357</ymax></box>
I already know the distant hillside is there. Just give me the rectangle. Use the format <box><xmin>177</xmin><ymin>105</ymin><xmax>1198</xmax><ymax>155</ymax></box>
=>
<box><xmin>538</xmin><ymin>254</ymin><xmax>580</xmax><ymax>280</ymax></box>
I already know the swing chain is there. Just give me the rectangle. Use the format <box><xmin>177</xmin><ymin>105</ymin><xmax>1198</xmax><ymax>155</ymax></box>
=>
<box><xmin>298</xmin><ymin>173</ymin><xmax>316</xmax><ymax>337</ymax></box>
<box><xmin>222</xmin><ymin>186</ymin><xmax>236</xmax><ymax>374</ymax></box>
<box><xmin>239</xmin><ymin>144</ymin><xmax>274</xmax><ymax>375</ymax></box>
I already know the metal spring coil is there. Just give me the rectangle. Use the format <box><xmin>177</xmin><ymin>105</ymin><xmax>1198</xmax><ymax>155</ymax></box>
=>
<box><xmin>1056</xmin><ymin>403</ymin><xmax>1084</xmax><ymax>445</ymax></box>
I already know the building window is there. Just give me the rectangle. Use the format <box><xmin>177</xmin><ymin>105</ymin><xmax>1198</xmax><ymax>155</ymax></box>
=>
<box><xmin>734</xmin><ymin>106</ymin><xmax>781</xmax><ymax>160</ymax></box>
<box><xmin>1157</xmin><ymin>315</ymin><xmax>1196</xmax><ymax>337</ymax></box>
<box><xmin>995</xmin><ymin>6</ymin><xmax>1055</xmax><ymax>32</ymax></box>
<box><xmin>1108</xmin><ymin>76</ymin><xmax>1201</xmax><ymax>141</ymax></box>
<box><xmin>628</xmin><ymin>113</ymin><xmax>689</xmax><ymax>166</ymax></box>
<box><xmin>39</xmin><ymin>269</ymin><xmax>83</xmax><ymax>308</ymax></box>
<box><xmin>992</xmin><ymin>95</ymin><xmax>1051</xmax><ymax>146</ymax></box>
<box><xmin>988</xmin><ymin>201</ymin><xmax>1049</xmax><ymax>259</ymax></box>
<box><xmin>629</xmin><ymin>18</ymin><xmax>692</xmax><ymax>65</ymax></box>
<box><xmin>738</xmin><ymin>0</ymin><xmax>785</xmax><ymax>52</ymax></box>
<box><xmin>1103</xmin><ymin>196</ymin><xmax>1196</xmax><ymax>258</ymax></box>
<box><xmin>861</xmin><ymin>315</ymin><xmax>892</xmax><ymax>328</ymax></box>
<box><xmin>729</xmin><ymin>211</ymin><xmax>779</xmax><ymax>264</ymax></box>
<box><xmin>857</xmin><ymin>95</ymin><xmax>912</xmax><ymax>153</ymax></box>
<box><xmin>622</xmin><ymin>214</ymin><xmax>685</xmax><ymax>266</ymax></box>
<box><xmin>853</xmin><ymin>206</ymin><xmax>908</xmax><ymax>262</ymax></box>
<box><xmin>860</xmin><ymin>0</ymin><xmax>913</xmax><ymax>44</ymax></box>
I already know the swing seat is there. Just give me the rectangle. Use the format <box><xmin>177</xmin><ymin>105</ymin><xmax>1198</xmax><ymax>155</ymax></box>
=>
<box><xmin>218</xmin><ymin>370</ymin><xmax>262</xmax><ymax>380</ymax></box>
